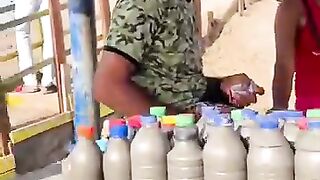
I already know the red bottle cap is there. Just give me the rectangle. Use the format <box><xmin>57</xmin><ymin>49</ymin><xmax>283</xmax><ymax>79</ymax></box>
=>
<box><xmin>78</xmin><ymin>126</ymin><xmax>95</xmax><ymax>139</ymax></box>
<box><xmin>109</xmin><ymin>119</ymin><xmax>126</xmax><ymax>130</ymax></box>
<box><xmin>297</xmin><ymin>118</ymin><xmax>308</xmax><ymax>130</ymax></box>
<box><xmin>127</xmin><ymin>115</ymin><xmax>142</xmax><ymax>129</ymax></box>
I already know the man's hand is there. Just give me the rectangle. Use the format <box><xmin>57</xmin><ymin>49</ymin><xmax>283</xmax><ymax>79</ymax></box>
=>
<box><xmin>220</xmin><ymin>73</ymin><xmax>264</xmax><ymax>108</ymax></box>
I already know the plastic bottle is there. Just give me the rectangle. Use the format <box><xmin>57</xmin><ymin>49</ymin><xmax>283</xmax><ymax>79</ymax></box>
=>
<box><xmin>203</xmin><ymin>114</ymin><xmax>247</xmax><ymax>180</ymax></box>
<box><xmin>197</xmin><ymin>106</ymin><xmax>218</xmax><ymax>146</ymax></box>
<box><xmin>131</xmin><ymin>116</ymin><xmax>167</xmax><ymax>180</ymax></box>
<box><xmin>161</xmin><ymin>115</ymin><xmax>176</xmax><ymax>148</ymax></box>
<box><xmin>167</xmin><ymin>114</ymin><xmax>204</xmax><ymax>180</ymax></box>
<box><xmin>127</xmin><ymin>115</ymin><xmax>142</xmax><ymax>141</ymax></box>
<box><xmin>271</xmin><ymin>111</ymin><xmax>303</xmax><ymax>142</ymax></box>
<box><xmin>231</xmin><ymin>109</ymin><xmax>258</xmax><ymax>150</ymax></box>
<box><xmin>247</xmin><ymin>116</ymin><xmax>294</xmax><ymax>180</ymax></box>
<box><xmin>295</xmin><ymin>120</ymin><xmax>320</xmax><ymax>180</ymax></box>
<box><xmin>101</xmin><ymin>119</ymin><xmax>126</xmax><ymax>139</ymax></box>
<box><xmin>103</xmin><ymin>124</ymin><xmax>131</xmax><ymax>180</ymax></box>
<box><xmin>69</xmin><ymin>126</ymin><xmax>102</xmax><ymax>180</ymax></box>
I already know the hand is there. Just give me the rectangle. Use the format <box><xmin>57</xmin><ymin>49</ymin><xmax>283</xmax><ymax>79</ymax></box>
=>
<box><xmin>220</xmin><ymin>73</ymin><xmax>265</xmax><ymax>108</ymax></box>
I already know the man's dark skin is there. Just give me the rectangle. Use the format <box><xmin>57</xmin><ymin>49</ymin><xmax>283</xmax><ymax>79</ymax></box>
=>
<box><xmin>94</xmin><ymin>51</ymin><xmax>264</xmax><ymax>117</ymax></box>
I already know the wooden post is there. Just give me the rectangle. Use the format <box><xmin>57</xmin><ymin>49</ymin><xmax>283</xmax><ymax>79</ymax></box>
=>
<box><xmin>238</xmin><ymin>0</ymin><xmax>245</xmax><ymax>16</ymax></box>
<box><xmin>99</xmin><ymin>0</ymin><xmax>111</xmax><ymax>41</ymax></box>
<box><xmin>0</xmin><ymin>77</ymin><xmax>10</xmax><ymax>156</ymax></box>
<box><xmin>69</xmin><ymin>0</ymin><xmax>100</xmax><ymax>140</ymax></box>
<box><xmin>193</xmin><ymin>0</ymin><xmax>202</xmax><ymax>38</ymax></box>
<box><xmin>207</xmin><ymin>11</ymin><xmax>215</xmax><ymax>45</ymax></box>
<box><xmin>48</xmin><ymin>0</ymin><xmax>71</xmax><ymax>112</ymax></box>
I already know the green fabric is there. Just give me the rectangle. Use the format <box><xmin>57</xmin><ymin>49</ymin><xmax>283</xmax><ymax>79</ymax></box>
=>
<box><xmin>176</xmin><ymin>114</ymin><xmax>195</xmax><ymax>127</ymax></box>
<box><xmin>105</xmin><ymin>0</ymin><xmax>207</xmax><ymax>110</ymax></box>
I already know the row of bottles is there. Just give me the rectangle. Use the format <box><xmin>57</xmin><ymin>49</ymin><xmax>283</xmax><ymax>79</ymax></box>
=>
<box><xmin>65</xmin><ymin>106</ymin><xmax>320</xmax><ymax>180</ymax></box>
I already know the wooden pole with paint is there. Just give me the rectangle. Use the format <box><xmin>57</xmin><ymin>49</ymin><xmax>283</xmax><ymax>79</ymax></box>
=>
<box><xmin>69</xmin><ymin>0</ymin><xmax>100</xmax><ymax>140</ymax></box>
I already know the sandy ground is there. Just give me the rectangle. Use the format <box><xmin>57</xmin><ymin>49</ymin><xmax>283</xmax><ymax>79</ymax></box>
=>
<box><xmin>1</xmin><ymin>0</ymin><xmax>297</xmax><ymax>178</ymax></box>
<box><xmin>203</xmin><ymin>0</ymin><xmax>295</xmax><ymax>111</ymax></box>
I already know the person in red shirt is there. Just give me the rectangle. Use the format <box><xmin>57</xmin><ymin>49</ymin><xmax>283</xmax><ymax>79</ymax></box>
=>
<box><xmin>272</xmin><ymin>0</ymin><xmax>320</xmax><ymax>111</ymax></box>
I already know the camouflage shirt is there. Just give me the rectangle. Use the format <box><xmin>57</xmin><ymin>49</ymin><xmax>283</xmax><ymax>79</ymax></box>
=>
<box><xmin>105</xmin><ymin>0</ymin><xmax>207</xmax><ymax>110</ymax></box>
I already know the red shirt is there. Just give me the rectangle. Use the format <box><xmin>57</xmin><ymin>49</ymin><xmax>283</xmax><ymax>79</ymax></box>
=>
<box><xmin>295</xmin><ymin>0</ymin><xmax>320</xmax><ymax>111</ymax></box>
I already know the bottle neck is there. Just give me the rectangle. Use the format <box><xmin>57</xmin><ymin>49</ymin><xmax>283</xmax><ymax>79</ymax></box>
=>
<box><xmin>143</xmin><ymin>122</ymin><xmax>159</xmax><ymax>128</ymax></box>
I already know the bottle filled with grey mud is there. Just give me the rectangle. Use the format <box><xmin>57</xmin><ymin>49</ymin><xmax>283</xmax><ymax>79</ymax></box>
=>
<box><xmin>167</xmin><ymin>114</ymin><xmax>204</xmax><ymax>180</ymax></box>
<box><xmin>203</xmin><ymin>114</ymin><xmax>247</xmax><ymax>180</ymax></box>
<box><xmin>247</xmin><ymin>116</ymin><xmax>293</xmax><ymax>180</ymax></box>
<box><xmin>295</xmin><ymin>120</ymin><xmax>320</xmax><ymax>180</ymax></box>
<box><xmin>69</xmin><ymin>126</ymin><xmax>102</xmax><ymax>180</ymax></box>
<box><xmin>131</xmin><ymin>116</ymin><xmax>167</xmax><ymax>180</ymax></box>
<box><xmin>103</xmin><ymin>124</ymin><xmax>131</xmax><ymax>180</ymax></box>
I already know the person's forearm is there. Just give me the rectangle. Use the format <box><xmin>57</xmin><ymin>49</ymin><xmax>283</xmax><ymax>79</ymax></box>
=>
<box><xmin>272</xmin><ymin>64</ymin><xmax>294</xmax><ymax>109</ymax></box>
<box><xmin>202</xmin><ymin>77</ymin><xmax>230</xmax><ymax>104</ymax></box>
<box><xmin>94</xmin><ymin>80</ymin><xmax>178</xmax><ymax>117</ymax></box>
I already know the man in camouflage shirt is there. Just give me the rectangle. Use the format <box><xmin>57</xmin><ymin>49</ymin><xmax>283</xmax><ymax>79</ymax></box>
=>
<box><xmin>93</xmin><ymin>0</ymin><xmax>264</xmax><ymax>116</ymax></box>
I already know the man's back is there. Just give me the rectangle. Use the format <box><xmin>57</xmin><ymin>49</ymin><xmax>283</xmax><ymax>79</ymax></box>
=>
<box><xmin>105</xmin><ymin>0</ymin><xmax>207</xmax><ymax>109</ymax></box>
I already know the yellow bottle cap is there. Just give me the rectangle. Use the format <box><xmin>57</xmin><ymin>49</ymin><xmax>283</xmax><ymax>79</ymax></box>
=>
<box><xmin>161</xmin><ymin>115</ymin><xmax>176</xmax><ymax>125</ymax></box>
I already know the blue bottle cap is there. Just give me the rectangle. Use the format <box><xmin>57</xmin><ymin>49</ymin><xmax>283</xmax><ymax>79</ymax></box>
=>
<box><xmin>141</xmin><ymin>116</ymin><xmax>157</xmax><ymax>125</ymax></box>
<box><xmin>308</xmin><ymin>121</ymin><xmax>320</xmax><ymax>129</ymax></box>
<box><xmin>96</xmin><ymin>139</ymin><xmax>108</xmax><ymax>152</ymax></box>
<box><xmin>242</xmin><ymin>108</ymin><xmax>257</xmax><ymax>120</ymax></box>
<box><xmin>201</xmin><ymin>107</ymin><xmax>218</xmax><ymax>116</ymax></box>
<box><xmin>257</xmin><ymin>115</ymin><xmax>278</xmax><ymax>129</ymax></box>
<box><xmin>271</xmin><ymin>110</ymin><xmax>303</xmax><ymax>118</ymax></box>
<box><xmin>110</xmin><ymin>124</ymin><xmax>128</xmax><ymax>138</ymax></box>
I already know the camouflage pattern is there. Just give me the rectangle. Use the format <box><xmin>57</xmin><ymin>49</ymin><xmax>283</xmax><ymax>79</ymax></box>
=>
<box><xmin>105</xmin><ymin>0</ymin><xmax>207</xmax><ymax>110</ymax></box>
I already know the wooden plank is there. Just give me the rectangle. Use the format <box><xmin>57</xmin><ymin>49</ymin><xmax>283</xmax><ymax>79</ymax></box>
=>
<box><xmin>238</xmin><ymin>0</ymin><xmax>245</xmax><ymax>16</ymax></box>
<box><xmin>193</xmin><ymin>0</ymin><xmax>202</xmax><ymax>38</ymax></box>
<box><xmin>0</xmin><ymin>41</ymin><xmax>43</xmax><ymax>62</ymax></box>
<box><xmin>9</xmin><ymin>106</ymin><xmax>113</xmax><ymax>144</ymax></box>
<box><xmin>0</xmin><ymin>169</ymin><xmax>15</xmax><ymax>180</ymax></box>
<box><xmin>0</xmin><ymin>3</ymin><xmax>68</xmax><ymax>32</ymax></box>
<box><xmin>9</xmin><ymin>112</ymin><xmax>73</xmax><ymax>144</ymax></box>
<box><xmin>0</xmin><ymin>43</ymin><xmax>103</xmax><ymax>93</ymax></box>
<box><xmin>0</xmin><ymin>154</ymin><xmax>15</xmax><ymax>176</ymax></box>
<box><xmin>0</xmin><ymin>4</ymin><xmax>14</xmax><ymax>14</ymax></box>
<box><xmin>49</xmin><ymin>0</ymin><xmax>67</xmax><ymax>113</ymax></box>
<box><xmin>99</xmin><ymin>0</ymin><xmax>111</xmax><ymax>41</ymax></box>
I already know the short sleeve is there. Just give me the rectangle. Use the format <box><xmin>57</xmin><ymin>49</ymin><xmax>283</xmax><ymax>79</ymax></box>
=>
<box><xmin>104</xmin><ymin>0</ymin><xmax>153</xmax><ymax>66</ymax></box>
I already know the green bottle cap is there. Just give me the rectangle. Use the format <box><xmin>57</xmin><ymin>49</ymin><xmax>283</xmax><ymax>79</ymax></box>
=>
<box><xmin>306</xmin><ymin>109</ymin><xmax>320</xmax><ymax>118</ymax></box>
<box><xmin>150</xmin><ymin>106</ymin><xmax>166</xmax><ymax>117</ymax></box>
<box><xmin>176</xmin><ymin>114</ymin><xmax>195</xmax><ymax>127</ymax></box>
<box><xmin>231</xmin><ymin>109</ymin><xmax>243</xmax><ymax>122</ymax></box>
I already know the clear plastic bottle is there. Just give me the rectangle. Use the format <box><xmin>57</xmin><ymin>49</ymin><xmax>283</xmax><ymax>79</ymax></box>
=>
<box><xmin>161</xmin><ymin>115</ymin><xmax>176</xmax><ymax>148</ymax></box>
<box><xmin>131</xmin><ymin>116</ymin><xmax>167</xmax><ymax>180</ymax></box>
<box><xmin>203</xmin><ymin>114</ymin><xmax>247</xmax><ymax>180</ymax></box>
<box><xmin>167</xmin><ymin>114</ymin><xmax>204</xmax><ymax>180</ymax></box>
<box><xmin>248</xmin><ymin>116</ymin><xmax>294</xmax><ymax>180</ymax></box>
<box><xmin>231</xmin><ymin>108</ymin><xmax>258</xmax><ymax>150</ymax></box>
<box><xmin>197</xmin><ymin>106</ymin><xmax>218</xmax><ymax>146</ymax></box>
<box><xmin>295</xmin><ymin>120</ymin><xmax>320</xmax><ymax>180</ymax></box>
<box><xmin>69</xmin><ymin>126</ymin><xmax>102</xmax><ymax>180</ymax></box>
<box><xmin>103</xmin><ymin>124</ymin><xmax>131</xmax><ymax>180</ymax></box>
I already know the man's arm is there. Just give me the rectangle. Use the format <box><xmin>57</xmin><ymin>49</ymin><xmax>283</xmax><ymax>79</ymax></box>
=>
<box><xmin>94</xmin><ymin>51</ymin><xmax>178</xmax><ymax>116</ymax></box>
<box><xmin>272</xmin><ymin>0</ymin><xmax>301</xmax><ymax>109</ymax></box>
